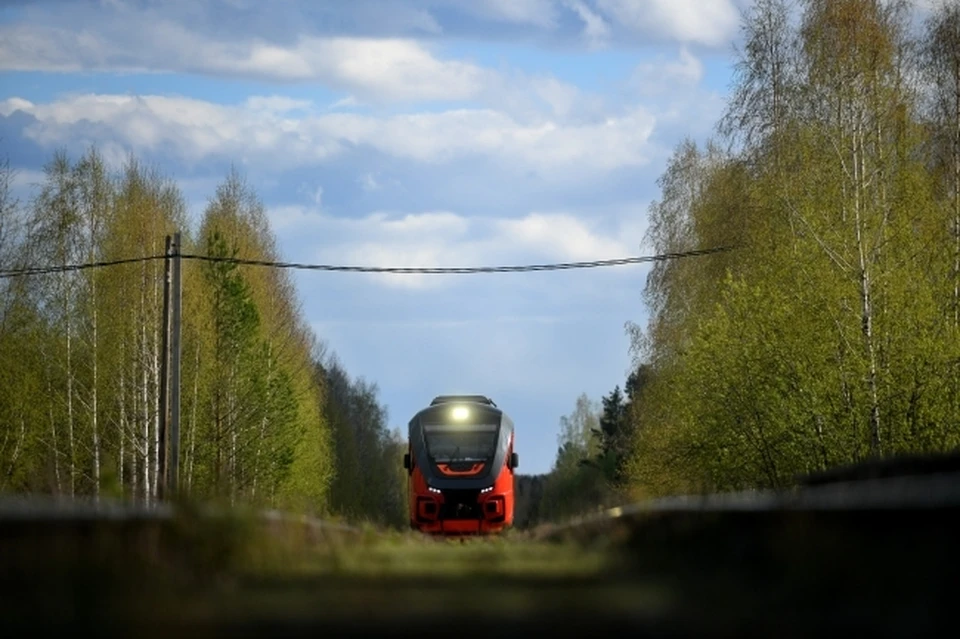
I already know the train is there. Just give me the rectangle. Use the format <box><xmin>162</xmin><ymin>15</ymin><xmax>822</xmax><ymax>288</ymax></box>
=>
<box><xmin>403</xmin><ymin>395</ymin><xmax>519</xmax><ymax>535</ymax></box>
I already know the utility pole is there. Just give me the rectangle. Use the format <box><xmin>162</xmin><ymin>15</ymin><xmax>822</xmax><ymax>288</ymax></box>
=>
<box><xmin>169</xmin><ymin>231</ymin><xmax>182</xmax><ymax>497</ymax></box>
<box><xmin>157</xmin><ymin>235</ymin><xmax>172</xmax><ymax>501</ymax></box>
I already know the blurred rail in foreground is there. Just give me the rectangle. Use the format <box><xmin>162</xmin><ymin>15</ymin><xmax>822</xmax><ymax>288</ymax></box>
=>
<box><xmin>2</xmin><ymin>452</ymin><xmax>958</xmax><ymax>637</ymax></box>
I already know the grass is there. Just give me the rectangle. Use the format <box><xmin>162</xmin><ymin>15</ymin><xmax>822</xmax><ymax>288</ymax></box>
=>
<box><xmin>4</xmin><ymin>498</ymin><xmax>957</xmax><ymax>636</ymax></box>
<box><xmin>256</xmin><ymin>532</ymin><xmax>612</xmax><ymax>579</ymax></box>
<box><xmin>1</xmin><ymin>506</ymin><xmax>676</xmax><ymax>635</ymax></box>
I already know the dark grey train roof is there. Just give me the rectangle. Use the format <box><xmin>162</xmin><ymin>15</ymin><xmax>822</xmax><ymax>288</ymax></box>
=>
<box><xmin>429</xmin><ymin>395</ymin><xmax>497</xmax><ymax>407</ymax></box>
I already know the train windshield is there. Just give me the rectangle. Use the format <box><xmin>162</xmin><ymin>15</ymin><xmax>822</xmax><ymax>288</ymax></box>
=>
<box><xmin>422</xmin><ymin>423</ymin><xmax>499</xmax><ymax>462</ymax></box>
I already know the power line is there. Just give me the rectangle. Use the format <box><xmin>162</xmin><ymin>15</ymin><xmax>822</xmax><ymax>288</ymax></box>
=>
<box><xmin>0</xmin><ymin>255</ymin><xmax>162</xmax><ymax>278</ymax></box>
<box><xmin>0</xmin><ymin>245</ymin><xmax>737</xmax><ymax>279</ymax></box>
<box><xmin>181</xmin><ymin>246</ymin><xmax>735</xmax><ymax>273</ymax></box>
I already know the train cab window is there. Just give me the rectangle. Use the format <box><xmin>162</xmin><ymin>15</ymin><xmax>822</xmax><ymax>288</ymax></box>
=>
<box><xmin>422</xmin><ymin>423</ymin><xmax>499</xmax><ymax>462</ymax></box>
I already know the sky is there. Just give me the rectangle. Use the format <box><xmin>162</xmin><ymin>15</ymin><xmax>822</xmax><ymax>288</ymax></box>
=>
<box><xmin>0</xmin><ymin>0</ymin><xmax>755</xmax><ymax>476</ymax></box>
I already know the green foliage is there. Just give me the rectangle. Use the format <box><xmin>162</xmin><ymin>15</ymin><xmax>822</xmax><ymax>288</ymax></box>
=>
<box><xmin>0</xmin><ymin>149</ymin><xmax>364</xmax><ymax>517</ymax></box>
<box><xmin>537</xmin><ymin>386</ymin><xmax>641</xmax><ymax>524</ymax></box>
<box><xmin>315</xmin><ymin>356</ymin><xmax>408</xmax><ymax>529</ymax></box>
<box><xmin>626</xmin><ymin>0</ymin><xmax>960</xmax><ymax>498</ymax></box>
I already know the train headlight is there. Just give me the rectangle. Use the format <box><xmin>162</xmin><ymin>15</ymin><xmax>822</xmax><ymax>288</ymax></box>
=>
<box><xmin>451</xmin><ymin>406</ymin><xmax>469</xmax><ymax>421</ymax></box>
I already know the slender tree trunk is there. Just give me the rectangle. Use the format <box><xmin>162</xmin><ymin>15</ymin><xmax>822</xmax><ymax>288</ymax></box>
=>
<box><xmin>214</xmin><ymin>284</ymin><xmax>223</xmax><ymax>495</ymax></box>
<box><xmin>152</xmin><ymin>253</ymin><xmax>160</xmax><ymax>502</ymax></box>
<box><xmin>142</xmin><ymin>351</ymin><xmax>150</xmax><ymax>503</ymax></box>
<box><xmin>119</xmin><ymin>366</ymin><xmax>126</xmax><ymax>497</ymax></box>
<box><xmin>141</xmin><ymin>281</ymin><xmax>151</xmax><ymax>504</ymax></box>
<box><xmin>215</xmin><ymin>381</ymin><xmax>222</xmax><ymax>494</ymax></box>
<box><xmin>151</xmin><ymin>326</ymin><xmax>159</xmax><ymax>501</ymax></box>
<box><xmin>853</xmin><ymin>121</ymin><xmax>882</xmax><ymax>457</ymax></box>
<box><xmin>65</xmin><ymin>305</ymin><xmax>75</xmax><ymax>499</ymax></box>
<box><xmin>954</xmin><ymin>73</ymin><xmax>959</xmax><ymax>327</ymax></box>
<box><xmin>814</xmin><ymin>413</ymin><xmax>829</xmax><ymax>469</ymax></box>
<box><xmin>187</xmin><ymin>341</ymin><xmax>199</xmax><ymax>491</ymax></box>
<box><xmin>4</xmin><ymin>418</ymin><xmax>26</xmax><ymax>487</ymax></box>
<box><xmin>91</xmin><ymin>280</ymin><xmax>100</xmax><ymax>502</ymax></box>
<box><xmin>252</xmin><ymin>351</ymin><xmax>273</xmax><ymax>501</ymax></box>
<box><xmin>48</xmin><ymin>379</ymin><xmax>62</xmax><ymax>495</ymax></box>
<box><xmin>230</xmin><ymin>377</ymin><xmax>237</xmax><ymax>505</ymax></box>
<box><xmin>252</xmin><ymin>414</ymin><xmax>267</xmax><ymax>501</ymax></box>
<box><xmin>129</xmin><ymin>350</ymin><xmax>139</xmax><ymax>499</ymax></box>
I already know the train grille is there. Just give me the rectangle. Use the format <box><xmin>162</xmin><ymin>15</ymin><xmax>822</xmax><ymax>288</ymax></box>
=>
<box><xmin>439</xmin><ymin>489</ymin><xmax>482</xmax><ymax>520</ymax></box>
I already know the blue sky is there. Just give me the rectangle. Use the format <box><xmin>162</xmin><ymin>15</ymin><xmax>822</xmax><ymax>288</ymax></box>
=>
<box><xmin>1</xmin><ymin>0</ymin><xmax>756</xmax><ymax>476</ymax></box>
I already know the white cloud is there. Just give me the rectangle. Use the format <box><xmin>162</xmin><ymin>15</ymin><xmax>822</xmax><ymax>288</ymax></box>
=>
<box><xmin>529</xmin><ymin>77</ymin><xmax>582</xmax><ymax>119</ymax></box>
<box><xmin>0</xmin><ymin>1</ymin><xmax>632</xmax><ymax>122</ymax></box>
<box><xmin>306</xmin><ymin>108</ymin><xmax>654</xmax><ymax>170</ymax></box>
<box><xmin>0</xmin><ymin>15</ymin><xmax>606</xmax><ymax>117</ymax></box>
<box><xmin>265</xmin><ymin>206</ymin><xmax>639</xmax><ymax>290</ymax></box>
<box><xmin>630</xmin><ymin>46</ymin><xmax>704</xmax><ymax>94</ymax></box>
<box><xmin>494</xmin><ymin>213</ymin><xmax>628</xmax><ymax>260</ymax></box>
<box><xmin>596</xmin><ymin>0</ymin><xmax>740</xmax><ymax>47</ymax></box>
<box><xmin>1</xmin><ymin>93</ymin><xmax>657</xmax><ymax>176</ymax></box>
<box><xmin>0</xmin><ymin>21</ymin><xmax>489</xmax><ymax>103</ymax></box>
<box><xmin>564</xmin><ymin>0</ymin><xmax>611</xmax><ymax>48</ymax></box>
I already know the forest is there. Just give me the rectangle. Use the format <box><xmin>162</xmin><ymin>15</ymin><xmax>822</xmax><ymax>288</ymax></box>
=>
<box><xmin>0</xmin><ymin>152</ymin><xmax>407</xmax><ymax>527</ymax></box>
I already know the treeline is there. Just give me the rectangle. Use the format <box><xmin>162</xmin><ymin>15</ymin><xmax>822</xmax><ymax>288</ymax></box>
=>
<box><xmin>532</xmin><ymin>369</ymin><xmax>646</xmax><ymax>524</ymax></box>
<box><xmin>623</xmin><ymin>0</ymin><xmax>960</xmax><ymax>496</ymax></box>
<box><xmin>315</xmin><ymin>354</ymin><xmax>409</xmax><ymax>528</ymax></box>
<box><xmin>0</xmin><ymin>147</ymin><xmax>406</xmax><ymax>525</ymax></box>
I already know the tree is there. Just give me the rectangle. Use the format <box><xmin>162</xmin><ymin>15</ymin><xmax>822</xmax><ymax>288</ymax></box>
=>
<box><xmin>0</xmin><ymin>147</ymin><xmax>339</xmax><ymax>511</ymax></box>
<box><xmin>721</xmin><ymin>0</ymin><xmax>799</xmax><ymax>165</ymax></box>
<box><xmin>27</xmin><ymin>150</ymin><xmax>84</xmax><ymax>497</ymax></box>
<box><xmin>102</xmin><ymin>155</ymin><xmax>185</xmax><ymax>502</ymax></box>
<box><xmin>596</xmin><ymin>386</ymin><xmax>628</xmax><ymax>482</ymax></box>
<box><xmin>315</xmin><ymin>353</ymin><xmax>406</xmax><ymax>528</ymax></box>
<box><xmin>202</xmin><ymin>229</ymin><xmax>260</xmax><ymax>499</ymax></box>
<box><xmin>922</xmin><ymin>0</ymin><xmax>960</xmax><ymax>458</ymax></box>
<box><xmin>73</xmin><ymin>148</ymin><xmax>112</xmax><ymax>500</ymax></box>
<box><xmin>626</xmin><ymin>0</ymin><xmax>958</xmax><ymax>498</ymax></box>
<box><xmin>0</xmin><ymin>153</ymin><xmax>45</xmax><ymax>494</ymax></box>
<box><xmin>539</xmin><ymin>393</ymin><xmax>615</xmax><ymax>523</ymax></box>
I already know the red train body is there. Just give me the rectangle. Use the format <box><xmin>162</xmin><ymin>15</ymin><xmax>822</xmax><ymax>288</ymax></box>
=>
<box><xmin>403</xmin><ymin>395</ymin><xmax>519</xmax><ymax>535</ymax></box>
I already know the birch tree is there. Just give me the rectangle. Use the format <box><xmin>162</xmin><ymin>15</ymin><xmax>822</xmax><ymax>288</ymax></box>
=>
<box><xmin>0</xmin><ymin>155</ymin><xmax>43</xmax><ymax>493</ymax></box>
<box><xmin>626</xmin><ymin>0</ymin><xmax>957</xmax><ymax>497</ymax></box>
<box><xmin>102</xmin><ymin>157</ymin><xmax>185</xmax><ymax>501</ymax></box>
<box><xmin>73</xmin><ymin>148</ymin><xmax>112</xmax><ymax>500</ymax></box>
<box><xmin>28</xmin><ymin>151</ymin><xmax>83</xmax><ymax>496</ymax></box>
<box><xmin>924</xmin><ymin>1</ymin><xmax>960</xmax><ymax>327</ymax></box>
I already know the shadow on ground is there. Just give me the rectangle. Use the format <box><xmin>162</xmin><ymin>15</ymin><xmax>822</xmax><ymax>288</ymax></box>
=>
<box><xmin>1</xmin><ymin>492</ymin><xmax>956</xmax><ymax>637</ymax></box>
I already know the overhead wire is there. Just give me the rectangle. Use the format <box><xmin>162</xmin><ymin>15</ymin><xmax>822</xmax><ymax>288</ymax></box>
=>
<box><xmin>178</xmin><ymin>245</ymin><xmax>736</xmax><ymax>274</ymax></box>
<box><xmin>0</xmin><ymin>245</ymin><xmax>738</xmax><ymax>279</ymax></box>
<box><xmin>0</xmin><ymin>255</ymin><xmax>163</xmax><ymax>278</ymax></box>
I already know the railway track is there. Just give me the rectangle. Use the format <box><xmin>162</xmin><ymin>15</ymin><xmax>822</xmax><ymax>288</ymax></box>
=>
<box><xmin>1</xmin><ymin>452</ymin><xmax>957</xmax><ymax>637</ymax></box>
<box><xmin>534</xmin><ymin>453</ymin><xmax>960</xmax><ymax>542</ymax></box>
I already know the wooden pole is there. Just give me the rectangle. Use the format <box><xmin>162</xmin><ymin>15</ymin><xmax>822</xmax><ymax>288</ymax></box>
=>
<box><xmin>157</xmin><ymin>235</ymin><xmax>171</xmax><ymax>501</ymax></box>
<box><xmin>169</xmin><ymin>232</ymin><xmax>182</xmax><ymax>497</ymax></box>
